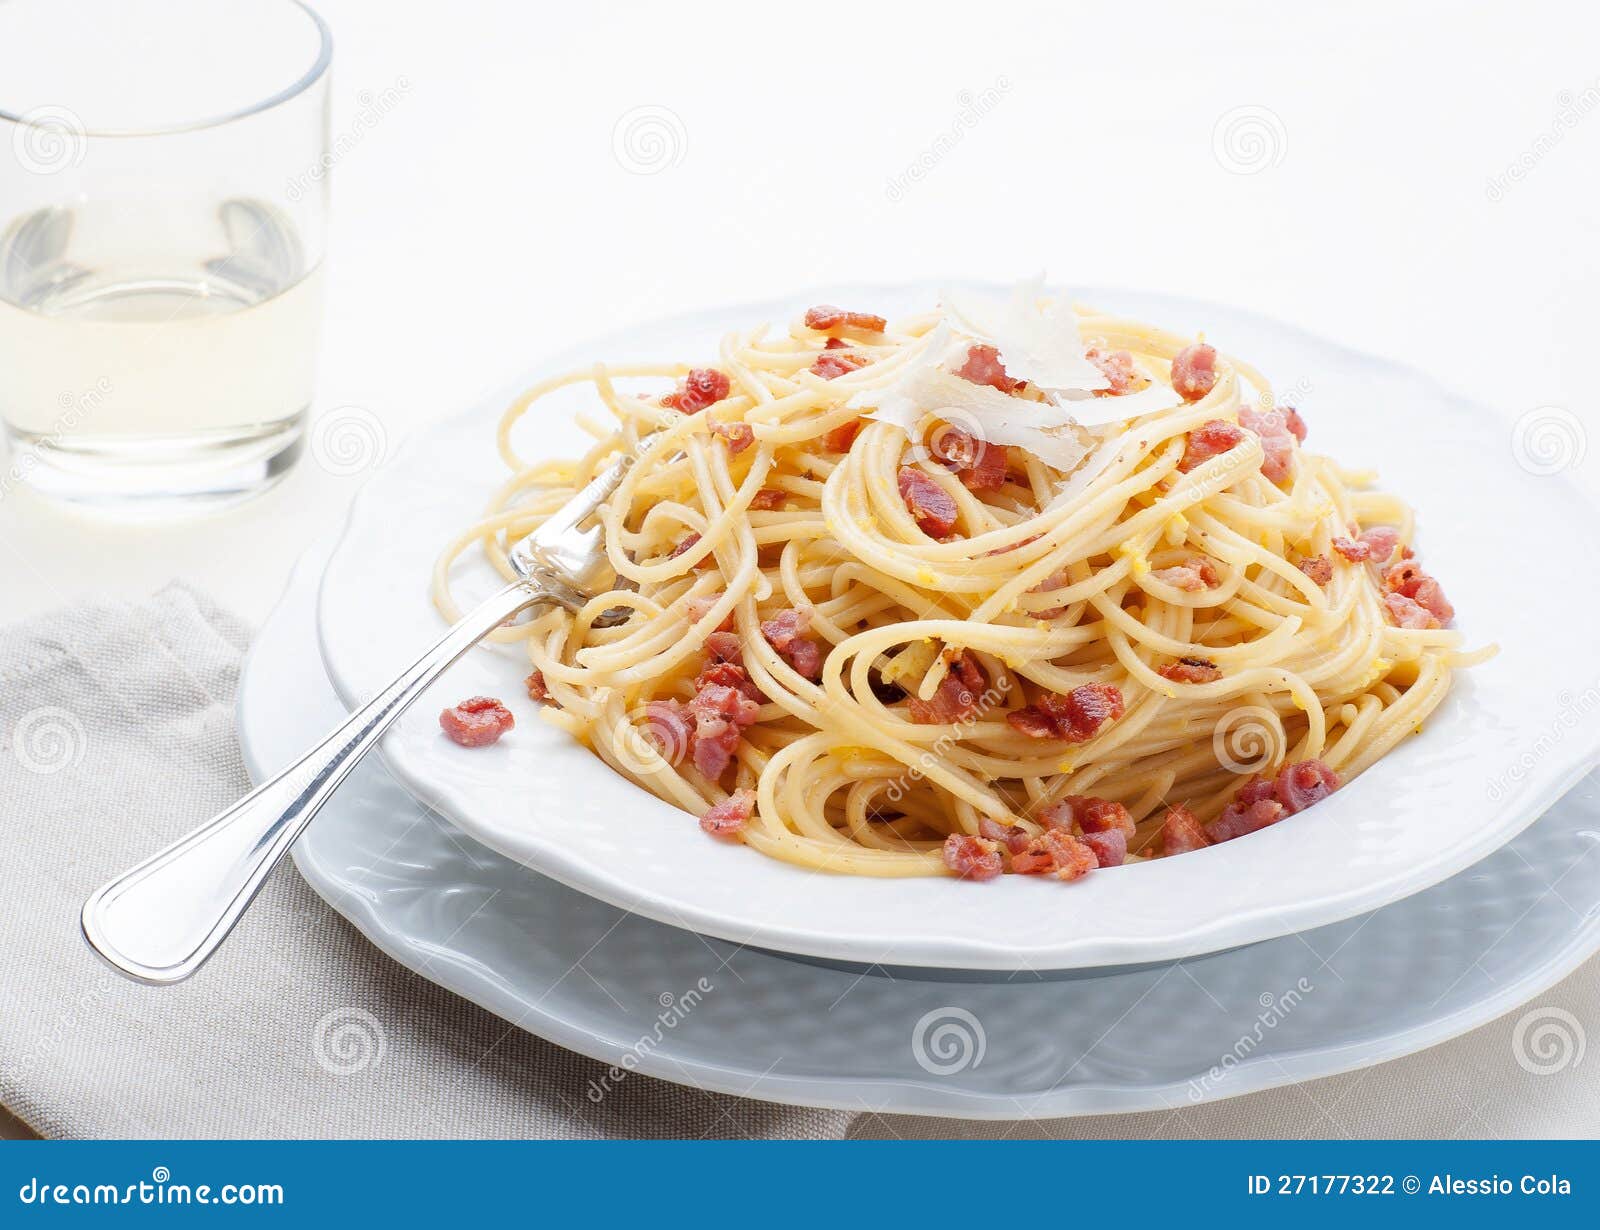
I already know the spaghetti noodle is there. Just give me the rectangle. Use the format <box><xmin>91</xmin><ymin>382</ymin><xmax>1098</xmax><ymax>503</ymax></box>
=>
<box><xmin>432</xmin><ymin>285</ymin><xmax>1490</xmax><ymax>883</ymax></box>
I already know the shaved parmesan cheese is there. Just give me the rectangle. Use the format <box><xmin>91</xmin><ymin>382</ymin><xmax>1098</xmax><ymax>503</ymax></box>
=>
<box><xmin>855</xmin><ymin>363</ymin><xmax>1089</xmax><ymax>470</ymax></box>
<box><xmin>1053</xmin><ymin>381</ymin><xmax>1186</xmax><ymax>424</ymax></box>
<box><xmin>941</xmin><ymin>276</ymin><xmax>1109</xmax><ymax>391</ymax></box>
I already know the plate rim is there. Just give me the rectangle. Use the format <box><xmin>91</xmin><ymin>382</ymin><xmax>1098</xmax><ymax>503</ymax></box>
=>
<box><xmin>314</xmin><ymin>280</ymin><xmax>1600</xmax><ymax>971</ymax></box>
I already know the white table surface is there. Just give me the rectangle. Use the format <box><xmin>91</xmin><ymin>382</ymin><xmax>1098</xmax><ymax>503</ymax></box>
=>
<box><xmin>1</xmin><ymin>0</ymin><xmax>1597</xmax><ymax>1140</ymax></box>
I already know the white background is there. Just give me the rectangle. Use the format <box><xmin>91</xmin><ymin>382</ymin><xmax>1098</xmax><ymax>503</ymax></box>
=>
<box><xmin>1</xmin><ymin>0</ymin><xmax>1595</xmax><ymax>623</ymax></box>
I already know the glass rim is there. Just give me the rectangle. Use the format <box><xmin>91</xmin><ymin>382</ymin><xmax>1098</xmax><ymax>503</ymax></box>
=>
<box><xmin>0</xmin><ymin>0</ymin><xmax>333</xmax><ymax>138</ymax></box>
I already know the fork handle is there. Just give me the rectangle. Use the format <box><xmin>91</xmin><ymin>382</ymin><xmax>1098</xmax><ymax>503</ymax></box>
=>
<box><xmin>81</xmin><ymin>579</ymin><xmax>544</xmax><ymax>985</ymax></box>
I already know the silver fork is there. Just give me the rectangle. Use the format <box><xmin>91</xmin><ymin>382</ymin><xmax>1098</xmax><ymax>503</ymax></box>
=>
<box><xmin>80</xmin><ymin>454</ymin><xmax>637</xmax><ymax>986</ymax></box>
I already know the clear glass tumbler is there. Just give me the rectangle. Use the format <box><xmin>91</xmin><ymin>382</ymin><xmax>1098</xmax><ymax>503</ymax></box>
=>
<box><xmin>0</xmin><ymin>0</ymin><xmax>331</xmax><ymax>510</ymax></box>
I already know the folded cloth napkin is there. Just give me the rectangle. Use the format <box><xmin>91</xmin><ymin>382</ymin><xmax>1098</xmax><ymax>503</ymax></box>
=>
<box><xmin>0</xmin><ymin>585</ymin><xmax>1595</xmax><ymax>1139</ymax></box>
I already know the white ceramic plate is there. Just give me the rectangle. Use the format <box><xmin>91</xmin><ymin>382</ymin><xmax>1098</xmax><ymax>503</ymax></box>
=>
<box><xmin>316</xmin><ymin>283</ymin><xmax>1600</xmax><ymax>971</ymax></box>
<box><xmin>256</xmin><ymin>540</ymin><xmax>1600</xmax><ymax>1118</ymax></box>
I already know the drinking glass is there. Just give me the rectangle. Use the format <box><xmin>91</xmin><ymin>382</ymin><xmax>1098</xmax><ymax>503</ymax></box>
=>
<box><xmin>0</xmin><ymin>0</ymin><xmax>332</xmax><ymax>509</ymax></box>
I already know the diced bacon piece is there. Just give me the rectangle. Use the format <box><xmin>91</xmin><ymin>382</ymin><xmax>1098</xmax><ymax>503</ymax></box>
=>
<box><xmin>1010</xmin><ymin>829</ymin><xmax>1098</xmax><ymax>881</ymax></box>
<box><xmin>686</xmin><ymin>670</ymin><xmax>762</xmax><ymax>780</ymax></box>
<box><xmin>942</xmin><ymin>833</ymin><xmax>1003</xmax><ymax>881</ymax></box>
<box><xmin>1359</xmin><ymin>526</ymin><xmax>1401</xmax><ymax>563</ymax></box>
<box><xmin>1240</xmin><ymin>406</ymin><xmax>1296</xmax><ymax>483</ymax></box>
<box><xmin>978</xmin><ymin>816</ymin><xmax>1031</xmax><ymax>855</ymax></box>
<box><xmin>1331</xmin><ymin>536</ymin><xmax>1371</xmax><ymax>562</ymax></box>
<box><xmin>640</xmin><ymin>700</ymin><xmax>692</xmax><ymax>766</ymax></box>
<box><xmin>1159</xmin><ymin>656</ymin><xmax>1223</xmax><ymax>684</ymax></box>
<box><xmin>1384</xmin><ymin>560</ymin><xmax>1454</xmax><ymax>624</ymax></box>
<box><xmin>749</xmin><ymin>488</ymin><xmax>786</xmax><ymax>510</ymax></box>
<box><xmin>1384</xmin><ymin>592</ymin><xmax>1441</xmax><ymax>630</ymax></box>
<box><xmin>821</xmin><ymin>418</ymin><xmax>862</xmax><ymax>451</ymax></box>
<box><xmin>684</xmin><ymin>593</ymin><xmax>734</xmax><ymax>630</ymax></box>
<box><xmin>439</xmin><ymin>696</ymin><xmax>515</xmax><ymax>748</ymax></box>
<box><xmin>811</xmin><ymin>337</ymin><xmax>870</xmax><ymax>380</ymax></box>
<box><xmin>1038</xmin><ymin>795</ymin><xmax>1136</xmax><ymax>837</ymax></box>
<box><xmin>907</xmin><ymin>652</ymin><xmax>988</xmax><ymax>724</ymax></box>
<box><xmin>804</xmin><ymin>304</ymin><xmax>887</xmax><ymax>333</ymax></box>
<box><xmin>1298</xmin><ymin>555</ymin><xmax>1334</xmax><ymax>585</ymax></box>
<box><xmin>710</xmin><ymin>420</ymin><xmax>754</xmax><ymax>454</ymax></box>
<box><xmin>669</xmin><ymin>532</ymin><xmax>702</xmax><ymax>560</ymax></box>
<box><xmin>1004</xmin><ymin>706</ymin><xmax>1057</xmax><ymax>739</ymax></box>
<box><xmin>1150</xmin><ymin>557</ymin><xmax>1219</xmax><ymax>592</ymax></box>
<box><xmin>705</xmin><ymin>630</ymin><xmax>744</xmax><ymax>664</ymax></box>
<box><xmin>1282</xmin><ymin>406</ymin><xmax>1308</xmax><ymax>443</ymax></box>
<box><xmin>761</xmin><ymin>607</ymin><xmax>822</xmax><ymax>680</ymax></box>
<box><xmin>1206</xmin><ymin>797</ymin><xmax>1287</xmax><ymax>844</ymax></box>
<box><xmin>897</xmin><ymin>467</ymin><xmax>959</xmax><ymax>537</ymax></box>
<box><xmin>1086</xmin><ymin>345</ymin><xmax>1148</xmax><ymax>395</ymax></box>
<box><xmin>525</xmin><ymin>670</ymin><xmax>551</xmax><ymax>703</ymax></box>
<box><xmin>1170</xmin><ymin>343</ymin><xmax>1219</xmax><ymax>401</ymax></box>
<box><xmin>1235</xmin><ymin>775</ymin><xmax>1278</xmax><ymax>808</ymax></box>
<box><xmin>1007</xmin><ymin>682</ymin><xmax>1126</xmax><ymax>743</ymax></box>
<box><xmin>930</xmin><ymin>426</ymin><xmax>1008</xmax><ymax>491</ymax></box>
<box><xmin>662</xmin><ymin>368</ymin><xmax>731</xmax><ymax>414</ymax></box>
<box><xmin>1178</xmin><ymin>420</ymin><xmax>1246</xmax><ymax>472</ymax></box>
<box><xmin>1159</xmin><ymin>805</ymin><xmax>1212</xmax><ymax>856</ymax></box>
<box><xmin>693</xmin><ymin>660</ymin><xmax>764</xmax><ymax>705</ymax></box>
<box><xmin>701</xmin><ymin>788</ymin><xmax>756</xmax><ymax>837</ymax></box>
<box><xmin>1274</xmin><ymin>759</ymin><xmax>1340</xmax><ymax>814</ymax></box>
<box><xmin>1080</xmin><ymin>828</ymin><xmax>1127</xmax><ymax>868</ymax></box>
<box><xmin>953</xmin><ymin>343</ymin><xmax>1024</xmax><ymax>393</ymax></box>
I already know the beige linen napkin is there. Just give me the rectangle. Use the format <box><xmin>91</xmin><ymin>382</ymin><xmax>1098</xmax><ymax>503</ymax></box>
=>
<box><xmin>0</xmin><ymin>585</ymin><xmax>1594</xmax><ymax>1139</ymax></box>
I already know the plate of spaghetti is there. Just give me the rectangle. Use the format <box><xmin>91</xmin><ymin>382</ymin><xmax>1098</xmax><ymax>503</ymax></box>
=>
<box><xmin>317</xmin><ymin>281</ymin><xmax>1600</xmax><ymax>970</ymax></box>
